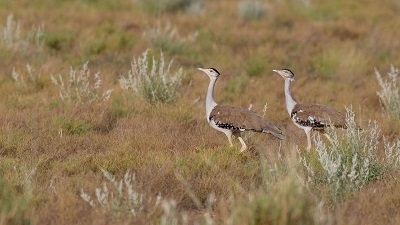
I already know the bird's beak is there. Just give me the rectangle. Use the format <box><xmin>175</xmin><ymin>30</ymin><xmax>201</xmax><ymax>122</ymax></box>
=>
<box><xmin>197</xmin><ymin>68</ymin><xmax>207</xmax><ymax>73</ymax></box>
<box><xmin>272</xmin><ymin>69</ymin><xmax>281</xmax><ymax>75</ymax></box>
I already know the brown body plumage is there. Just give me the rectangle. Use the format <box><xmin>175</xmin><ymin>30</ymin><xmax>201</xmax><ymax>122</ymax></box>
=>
<box><xmin>291</xmin><ymin>103</ymin><xmax>347</xmax><ymax>130</ymax></box>
<box><xmin>210</xmin><ymin>105</ymin><xmax>285</xmax><ymax>139</ymax></box>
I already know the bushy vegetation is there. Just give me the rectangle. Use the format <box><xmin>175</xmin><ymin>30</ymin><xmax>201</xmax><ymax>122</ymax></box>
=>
<box><xmin>0</xmin><ymin>178</ymin><xmax>33</xmax><ymax>225</ymax></box>
<box><xmin>119</xmin><ymin>50</ymin><xmax>185</xmax><ymax>104</ymax></box>
<box><xmin>134</xmin><ymin>0</ymin><xmax>201</xmax><ymax>14</ymax></box>
<box><xmin>302</xmin><ymin>108</ymin><xmax>400</xmax><ymax>201</ymax></box>
<box><xmin>311</xmin><ymin>50</ymin><xmax>340</xmax><ymax>79</ymax></box>
<box><xmin>0</xmin><ymin>14</ymin><xmax>44</xmax><ymax>51</ymax></box>
<box><xmin>51</xmin><ymin>62</ymin><xmax>113</xmax><ymax>105</ymax></box>
<box><xmin>237</xmin><ymin>0</ymin><xmax>266</xmax><ymax>21</ymax></box>
<box><xmin>11</xmin><ymin>64</ymin><xmax>44</xmax><ymax>91</ymax></box>
<box><xmin>228</xmin><ymin>164</ymin><xmax>325</xmax><ymax>225</ymax></box>
<box><xmin>80</xmin><ymin>169</ymin><xmax>161</xmax><ymax>217</ymax></box>
<box><xmin>1</xmin><ymin>0</ymin><xmax>400</xmax><ymax>224</ymax></box>
<box><xmin>142</xmin><ymin>22</ymin><xmax>197</xmax><ymax>54</ymax></box>
<box><xmin>303</xmin><ymin>109</ymin><xmax>378</xmax><ymax>200</ymax></box>
<box><xmin>375</xmin><ymin>65</ymin><xmax>400</xmax><ymax>120</ymax></box>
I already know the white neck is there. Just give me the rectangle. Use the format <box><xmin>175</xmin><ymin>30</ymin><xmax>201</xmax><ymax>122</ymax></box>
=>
<box><xmin>284</xmin><ymin>79</ymin><xmax>297</xmax><ymax>115</ymax></box>
<box><xmin>206</xmin><ymin>76</ymin><xmax>218</xmax><ymax>121</ymax></box>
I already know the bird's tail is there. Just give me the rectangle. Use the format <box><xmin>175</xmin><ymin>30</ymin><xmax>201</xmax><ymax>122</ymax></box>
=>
<box><xmin>270</xmin><ymin>131</ymin><xmax>285</xmax><ymax>140</ymax></box>
<box><xmin>262</xmin><ymin>125</ymin><xmax>285</xmax><ymax>140</ymax></box>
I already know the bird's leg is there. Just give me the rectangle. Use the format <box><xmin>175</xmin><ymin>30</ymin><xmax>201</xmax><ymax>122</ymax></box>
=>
<box><xmin>305</xmin><ymin>129</ymin><xmax>312</xmax><ymax>152</ymax></box>
<box><xmin>233</xmin><ymin>132</ymin><xmax>247</xmax><ymax>152</ymax></box>
<box><xmin>278</xmin><ymin>140</ymin><xmax>283</xmax><ymax>161</ymax></box>
<box><xmin>225</xmin><ymin>131</ymin><xmax>233</xmax><ymax>147</ymax></box>
<box><xmin>238</xmin><ymin>137</ymin><xmax>247</xmax><ymax>152</ymax></box>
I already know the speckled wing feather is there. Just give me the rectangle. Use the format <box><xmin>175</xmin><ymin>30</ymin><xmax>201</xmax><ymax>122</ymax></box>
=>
<box><xmin>209</xmin><ymin>105</ymin><xmax>285</xmax><ymax>139</ymax></box>
<box><xmin>291</xmin><ymin>104</ymin><xmax>346</xmax><ymax>129</ymax></box>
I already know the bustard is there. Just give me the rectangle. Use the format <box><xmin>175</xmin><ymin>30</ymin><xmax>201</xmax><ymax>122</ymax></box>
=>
<box><xmin>272</xmin><ymin>69</ymin><xmax>347</xmax><ymax>151</ymax></box>
<box><xmin>198</xmin><ymin>67</ymin><xmax>285</xmax><ymax>152</ymax></box>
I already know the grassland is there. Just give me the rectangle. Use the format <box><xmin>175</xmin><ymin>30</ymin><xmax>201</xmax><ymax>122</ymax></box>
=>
<box><xmin>0</xmin><ymin>0</ymin><xmax>400</xmax><ymax>224</ymax></box>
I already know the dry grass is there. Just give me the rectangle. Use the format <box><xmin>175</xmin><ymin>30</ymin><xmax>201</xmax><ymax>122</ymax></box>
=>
<box><xmin>1</xmin><ymin>0</ymin><xmax>400</xmax><ymax>224</ymax></box>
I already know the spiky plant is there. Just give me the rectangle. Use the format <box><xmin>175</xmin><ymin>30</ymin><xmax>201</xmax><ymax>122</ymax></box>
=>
<box><xmin>51</xmin><ymin>62</ymin><xmax>113</xmax><ymax>105</ymax></box>
<box><xmin>375</xmin><ymin>65</ymin><xmax>400</xmax><ymax>120</ymax></box>
<box><xmin>119</xmin><ymin>50</ymin><xmax>185</xmax><ymax>104</ymax></box>
<box><xmin>302</xmin><ymin>108</ymin><xmax>383</xmax><ymax>200</ymax></box>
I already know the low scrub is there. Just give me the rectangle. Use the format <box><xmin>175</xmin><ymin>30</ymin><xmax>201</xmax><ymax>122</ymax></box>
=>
<box><xmin>80</xmin><ymin>169</ymin><xmax>190</xmax><ymax>224</ymax></box>
<box><xmin>135</xmin><ymin>0</ymin><xmax>200</xmax><ymax>14</ymax></box>
<box><xmin>80</xmin><ymin>169</ymin><xmax>161</xmax><ymax>217</ymax></box>
<box><xmin>11</xmin><ymin>64</ymin><xmax>44</xmax><ymax>91</ymax></box>
<box><xmin>0</xmin><ymin>14</ymin><xmax>44</xmax><ymax>52</ymax></box>
<box><xmin>0</xmin><ymin>177</ymin><xmax>33</xmax><ymax>225</ymax></box>
<box><xmin>229</xmin><ymin>170</ymin><xmax>325</xmax><ymax>225</ymax></box>
<box><xmin>51</xmin><ymin>62</ymin><xmax>113</xmax><ymax>105</ymax></box>
<box><xmin>143</xmin><ymin>22</ymin><xmax>197</xmax><ymax>54</ymax></box>
<box><xmin>311</xmin><ymin>49</ymin><xmax>340</xmax><ymax>79</ymax></box>
<box><xmin>237</xmin><ymin>0</ymin><xmax>266</xmax><ymax>21</ymax></box>
<box><xmin>302</xmin><ymin>108</ymin><xmax>400</xmax><ymax>201</ymax></box>
<box><xmin>375</xmin><ymin>65</ymin><xmax>400</xmax><ymax>120</ymax></box>
<box><xmin>119</xmin><ymin>50</ymin><xmax>185</xmax><ymax>104</ymax></box>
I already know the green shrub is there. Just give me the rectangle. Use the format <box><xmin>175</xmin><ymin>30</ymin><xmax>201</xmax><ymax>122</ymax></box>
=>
<box><xmin>224</xmin><ymin>75</ymin><xmax>249</xmax><ymax>103</ymax></box>
<box><xmin>244</xmin><ymin>58</ymin><xmax>265</xmax><ymax>77</ymax></box>
<box><xmin>143</xmin><ymin>22</ymin><xmax>197</xmax><ymax>54</ymax></box>
<box><xmin>80</xmin><ymin>169</ymin><xmax>162</xmax><ymax>218</ymax></box>
<box><xmin>237</xmin><ymin>0</ymin><xmax>266</xmax><ymax>21</ymax></box>
<box><xmin>0</xmin><ymin>178</ymin><xmax>33</xmax><ymax>225</ymax></box>
<box><xmin>135</xmin><ymin>0</ymin><xmax>200</xmax><ymax>14</ymax></box>
<box><xmin>55</xmin><ymin>117</ymin><xmax>92</xmax><ymax>135</ymax></box>
<box><xmin>302</xmin><ymin>108</ymin><xmax>400</xmax><ymax>201</ymax></box>
<box><xmin>0</xmin><ymin>14</ymin><xmax>44</xmax><ymax>52</ymax></box>
<box><xmin>311</xmin><ymin>50</ymin><xmax>340</xmax><ymax>79</ymax></box>
<box><xmin>119</xmin><ymin>50</ymin><xmax>185</xmax><ymax>104</ymax></box>
<box><xmin>51</xmin><ymin>62</ymin><xmax>113</xmax><ymax>105</ymax></box>
<box><xmin>11</xmin><ymin>64</ymin><xmax>45</xmax><ymax>91</ymax></box>
<box><xmin>229</xmin><ymin>172</ymin><xmax>323</xmax><ymax>225</ymax></box>
<box><xmin>375</xmin><ymin>65</ymin><xmax>400</xmax><ymax>120</ymax></box>
<box><xmin>45</xmin><ymin>32</ymin><xmax>74</xmax><ymax>52</ymax></box>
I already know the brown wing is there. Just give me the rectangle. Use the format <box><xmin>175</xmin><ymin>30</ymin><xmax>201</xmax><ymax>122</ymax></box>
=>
<box><xmin>291</xmin><ymin>104</ymin><xmax>346</xmax><ymax>129</ymax></box>
<box><xmin>209</xmin><ymin>105</ymin><xmax>285</xmax><ymax>139</ymax></box>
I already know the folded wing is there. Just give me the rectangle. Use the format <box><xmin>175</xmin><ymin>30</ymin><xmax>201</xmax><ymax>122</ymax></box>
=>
<box><xmin>209</xmin><ymin>105</ymin><xmax>285</xmax><ymax>140</ymax></box>
<box><xmin>291</xmin><ymin>104</ymin><xmax>346</xmax><ymax>129</ymax></box>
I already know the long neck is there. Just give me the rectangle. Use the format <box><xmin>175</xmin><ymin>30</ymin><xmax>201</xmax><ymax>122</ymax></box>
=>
<box><xmin>206</xmin><ymin>76</ymin><xmax>218</xmax><ymax>121</ymax></box>
<box><xmin>284</xmin><ymin>79</ymin><xmax>297</xmax><ymax>115</ymax></box>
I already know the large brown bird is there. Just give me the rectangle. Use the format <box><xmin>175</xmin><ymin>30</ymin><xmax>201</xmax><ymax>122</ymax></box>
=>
<box><xmin>197</xmin><ymin>67</ymin><xmax>284</xmax><ymax>152</ymax></box>
<box><xmin>272</xmin><ymin>69</ymin><xmax>346</xmax><ymax>151</ymax></box>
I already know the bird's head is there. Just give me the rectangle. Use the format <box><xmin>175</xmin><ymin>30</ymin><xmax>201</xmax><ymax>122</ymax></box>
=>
<box><xmin>197</xmin><ymin>67</ymin><xmax>220</xmax><ymax>78</ymax></box>
<box><xmin>272</xmin><ymin>69</ymin><xmax>295</xmax><ymax>81</ymax></box>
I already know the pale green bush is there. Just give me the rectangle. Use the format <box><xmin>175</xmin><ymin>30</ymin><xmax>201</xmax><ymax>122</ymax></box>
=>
<box><xmin>12</xmin><ymin>64</ymin><xmax>43</xmax><ymax>90</ymax></box>
<box><xmin>375</xmin><ymin>65</ymin><xmax>400</xmax><ymax>120</ymax></box>
<box><xmin>119</xmin><ymin>50</ymin><xmax>185</xmax><ymax>104</ymax></box>
<box><xmin>134</xmin><ymin>0</ymin><xmax>201</xmax><ymax>14</ymax></box>
<box><xmin>384</xmin><ymin>138</ymin><xmax>400</xmax><ymax>168</ymax></box>
<box><xmin>80</xmin><ymin>169</ymin><xmax>161</xmax><ymax>216</ymax></box>
<box><xmin>51</xmin><ymin>62</ymin><xmax>113</xmax><ymax>105</ymax></box>
<box><xmin>0</xmin><ymin>14</ymin><xmax>44</xmax><ymax>51</ymax></box>
<box><xmin>0</xmin><ymin>177</ymin><xmax>33</xmax><ymax>225</ymax></box>
<box><xmin>80</xmin><ymin>169</ymin><xmax>193</xmax><ymax>224</ymax></box>
<box><xmin>302</xmin><ymin>108</ymin><xmax>400</xmax><ymax>200</ymax></box>
<box><xmin>237</xmin><ymin>0</ymin><xmax>266</xmax><ymax>21</ymax></box>
<box><xmin>143</xmin><ymin>22</ymin><xmax>198</xmax><ymax>54</ymax></box>
<box><xmin>228</xmin><ymin>169</ymin><xmax>326</xmax><ymax>225</ymax></box>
